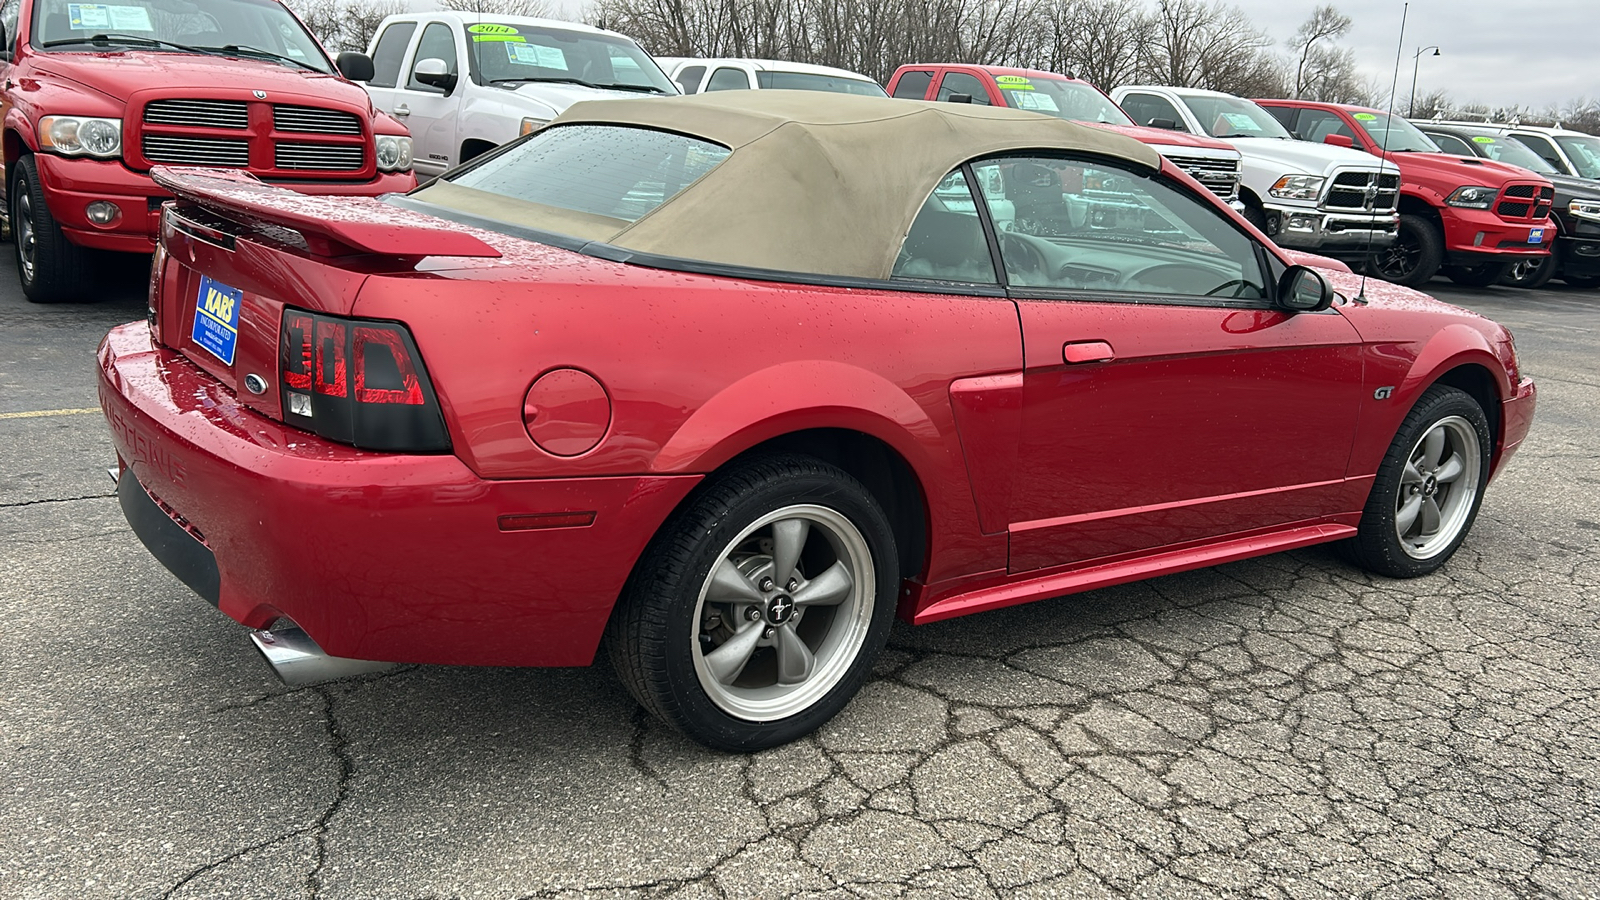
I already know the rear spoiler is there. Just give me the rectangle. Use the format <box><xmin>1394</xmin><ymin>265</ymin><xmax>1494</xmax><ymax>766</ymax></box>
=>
<box><xmin>150</xmin><ymin>167</ymin><xmax>501</xmax><ymax>259</ymax></box>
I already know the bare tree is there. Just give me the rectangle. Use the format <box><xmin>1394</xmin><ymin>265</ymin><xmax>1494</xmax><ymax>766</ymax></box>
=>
<box><xmin>1288</xmin><ymin>4</ymin><xmax>1350</xmax><ymax>99</ymax></box>
<box><xmin>1407</xmin><ymin>88</ymin><xmax>1450</xmax><ymax>121</ymax></box>
<box><xmin>1145</xmin><ymin>0</ymin><xmax>1279</xmax><ymax>95</ymax></box>
<box><xmin>285</xmin><ymin>0</ymin><xmax>405</xmax><ymax>52</ymax></box>
<box><xmin>442</xmin><ymin>0</ymin><xmax>554</xmax><ymax>16</ymax></box>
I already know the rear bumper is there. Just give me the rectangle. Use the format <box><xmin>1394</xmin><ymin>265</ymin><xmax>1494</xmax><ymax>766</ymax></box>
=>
<box><xmin>1495</xmin><ymin>376</ymin><xmax>1537</xmax><ymax>480</ymax></box>
<box><xmin>1440</xmin><ymin>208</ymin><xmax>1553</xmax><ymax>265</ymax></box>
<box><xmin>98</xmin><ymin>322</ymin><xmax>699</xmax><ymax>668</ymax></box>
<box><xmin>35</xmin><ymin>155</ymin><xmax>417</xmax><ymax>253</ymax></box>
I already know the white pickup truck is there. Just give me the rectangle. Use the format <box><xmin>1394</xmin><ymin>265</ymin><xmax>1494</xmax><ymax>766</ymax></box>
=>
<box><xmin>1114</xmin><ymin>86</ymin><xmax>1401</xmax><ymax>263</ymax></box>
<box><xmin>358</xmin><ymin>13</ymin><xmax>676</xmax><ymax>177</ymax></box>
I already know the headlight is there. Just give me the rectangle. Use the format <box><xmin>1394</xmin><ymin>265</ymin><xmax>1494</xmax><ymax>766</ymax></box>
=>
<box><xmin>1446</xmin><ymin>185</ymin><xmax>1497</xmax><ymax>209</ymax></box>
<box><xmin>38</xmin><ymin>116</ymin><xmax>123</xmax><ymax>159</ymax></box>
<box><xmin>519</xmin><ymin>117</ymin><xmax>549</xmax><ymax>137</ymax></box>
<box><xmin>1569</xmin><ymin>197</ymin><xmax>1600</xmax><ymax>222</ymax></box>
<box><xmin>1269</xmin><ymin>175</ymin><xmax>1324</xmax><ymax>201</ymax></box>
<box><xmin>375</xmin><ymin>135</ymin><xmax>412</xmax><ymax>172</ymax></box>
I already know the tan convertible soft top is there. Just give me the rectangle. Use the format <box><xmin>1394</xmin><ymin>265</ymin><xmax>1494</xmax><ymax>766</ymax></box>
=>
<box><xmin>411</xmin><ymin>90</ymin><xmax>1163</xmax><ymax>280</ymax></box>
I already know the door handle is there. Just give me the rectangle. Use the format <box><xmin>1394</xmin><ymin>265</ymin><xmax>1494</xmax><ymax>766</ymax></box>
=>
<box><xmin>1062</xmin><ymin>341</ymin><xmax>1115</xmax><ymax>364</ymax></box>
<box><xmin>393</xmin><ymin>104</ymin><xmax>410</xmax><ymax>117</ymax></box>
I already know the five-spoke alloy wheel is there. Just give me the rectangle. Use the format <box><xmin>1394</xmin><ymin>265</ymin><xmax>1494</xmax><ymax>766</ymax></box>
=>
<box><xmin>609</xmin><ymin>455</ymin><xmax>899</xmax><ymax>751</ymax></box>
<box><xmin>1344</xmin><ymin>385</ymin><xmax>1492</xmax><ymax>577</ymax></box>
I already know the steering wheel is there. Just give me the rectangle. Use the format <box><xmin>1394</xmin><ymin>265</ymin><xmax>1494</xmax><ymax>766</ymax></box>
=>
<box><xmin>999</xmin><ymin>231</ymin><xmax>1045</xmax><ymax>278</ymax></box>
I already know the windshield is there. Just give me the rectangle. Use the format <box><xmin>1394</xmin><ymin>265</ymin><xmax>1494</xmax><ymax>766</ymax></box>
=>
<box><xmin>754</xmin><ymin>71</ymin><xmax>886</xmax><ymax>96</ymax></box>
<box><xmin>993</xmin><ymin>75</ymin><xmax>1134</xmax><ymax>126</ymax></box>
<box><xmin>1178</xmin><ymin>95</ymin><xmax>1290</xmax><ymax>139</ymax></box>
<box><xmin>469</xmin><ymin>23</ymin><xmax>674</xmax><ymax>94</ymax></box>
<box><xmin>1555</xmin><ymin>134</ymin><xmax>1600</xmax><ymax>180</ymax></box>
<box><xmin>1465</xmin><ymin>133</ymin><xmax>1557</xmax><ymax>173</ymax></box>
<box><xmin>1348</xmin><ymin>111</ymin><xmax>1438</xmax><ymax>152</ymax></box>
<box><xmin>31</xmin><ymin>0</ymin><xmax>333</xmax><ymax>72</ymax></box>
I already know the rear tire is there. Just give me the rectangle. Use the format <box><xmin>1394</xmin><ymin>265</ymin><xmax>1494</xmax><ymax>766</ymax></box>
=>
<box><xmin>1368</xmin><ymin>213</ymin><xmax>1444</xmax><ymax>287</ymax></box>
<box><xmin>1501</xmin><ymin>250</ymin><xmax>1558</xmax><ymax>289</ymax></box>
<box><xmin>1445</xmin><ymin>261</ymin><xmax>1511</xmax><ymax>288</ymax></box>
<box><xmin>607</xmin><ymin>454</ymin><xmax>899</xmax><ymax>752</ymax></box>
<box><xmin>1341</xmin><ymin>385</ymin><xmax>1491</xmax><ymax>578</ymax></box>
<box><xmin>10</xmin><ymin>154</ymin><xmax>93</xmax><ymax>304</ymax></box>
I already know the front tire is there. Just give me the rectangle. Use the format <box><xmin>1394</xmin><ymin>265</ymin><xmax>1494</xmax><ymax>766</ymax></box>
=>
<box><xmin>1445</xmin><ymin>260</ymin><xmax>1511</xmax><ymax>288</ymax></box>
<box><xmin>607</xmin><ymin>455</ymin><xmax>899</xmax><ymax>751</ymax></box>
<box><xmin>1342</xmin><ymin>385</ymin><xmax>1491</xmax><ymax>578</ymax></box>
<box><xmin>1368</xmin><ymin>213</ymin><xmax>1444</xmax><ymax>287</ymax></box>
<box><xmin>10</xmin><ymin>155</ymin><xmax>92</xmax><ymax>303</ymax></box>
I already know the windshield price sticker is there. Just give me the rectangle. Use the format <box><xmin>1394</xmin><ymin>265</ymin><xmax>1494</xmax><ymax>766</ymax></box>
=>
<box><xmin>1353</xmin><ymin>112</ymin><xmax>1378</xmax><ymax>121</ymax></box>
<box><xmin>995</xmin><ymin>75</ymin><xmax>1033</xmax><ymax>90</ymax></box>
<box><xmin>1013</xmin><ymin>91</ymin><xmax>1058</xmax><ymax>112</ymax></box>
<box><xmin>1473</xmin><ymin>136</ymin><xmax>1496</xmax><ymax>144</ymax></box>
<box><xmin>191</xmin><ymin>275</ymin><xmax>242</xmax><ymax>366</ymax></box>
<box><xmin>1222</xmin><ymin>112</ymin><xmax>1261</xmax><ymax>132</ymax></box>
<box><xmin>506</xmin><ymin>43</ymin><xmax>567</xmax><ymax>69</ymax></box>
<box><xmin>1528</xmin><ymin>227</ymin><xmax>1546</xmax><ymax>244</ymax></box>
<box><xmin>68</xmin><ymin>3</ymin><xmax>154</xmax><ymax>31</ymax></box>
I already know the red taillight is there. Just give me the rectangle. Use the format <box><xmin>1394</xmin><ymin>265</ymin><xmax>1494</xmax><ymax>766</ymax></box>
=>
<box><xmin>353</xmin><ymin>326</ymin><xmax>424</xmax><ymax>405</ymax></box>
<box><xmin>313</xmin><ymin>319</ymin><xmax>348</xmax><ymax>398</ymax></box>
<box><xmin>279</xmin><ymin>309</ymin><xmax>449</xmax><ymax>452</ymax></box>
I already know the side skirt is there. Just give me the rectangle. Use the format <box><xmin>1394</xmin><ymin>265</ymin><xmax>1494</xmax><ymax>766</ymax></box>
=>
<box><xmin>912</xmin><ymin>521</ymin><xmax>1355</xmax><ymax>624</ymax></box>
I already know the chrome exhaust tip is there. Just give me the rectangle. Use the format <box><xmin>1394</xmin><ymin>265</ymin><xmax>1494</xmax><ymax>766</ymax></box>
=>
<box><xmin>249</xmin><ymin>625</ymin><xmax>395</xmax><ymax>686</ymax></box>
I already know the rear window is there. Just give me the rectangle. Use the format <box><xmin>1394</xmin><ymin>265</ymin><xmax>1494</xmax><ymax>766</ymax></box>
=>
<box><xmin>446</xmin><ymin>125</ymin><xmax>731</xmax><ymax>223</ymax></box>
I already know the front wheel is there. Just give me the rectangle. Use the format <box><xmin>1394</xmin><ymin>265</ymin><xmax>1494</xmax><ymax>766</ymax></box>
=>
<box><xmin>1341</xmin><ymin>385</ymin><xmax>1491</xmax><ymax>578</ymax></box>
<box><xmin>1445</xmin><ymin>260</ymin><xmax>1512</xmax><ymax>288</ymax></box>
<box><xmin>1368</xmin><ymin>213</ymin><xmax>1444</xmax><ymax>287</ymax></box>
<box><xmin>10</xmin><ymin>154</ymin><xmax>92</xmax><ymax>303</ymax></box>
<box><xmin>608</xmin><ymin>455</ymin><xmax>899</xmax><ymax>751</ymax></box>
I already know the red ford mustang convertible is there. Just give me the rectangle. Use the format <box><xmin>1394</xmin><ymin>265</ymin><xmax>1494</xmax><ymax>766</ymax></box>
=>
<box><xmin>99</xmin><ymin>92</ymin><xmax>1535</xmax><ymax>750</ymax></box>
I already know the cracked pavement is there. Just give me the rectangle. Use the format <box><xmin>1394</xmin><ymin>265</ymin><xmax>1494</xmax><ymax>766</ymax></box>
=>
<box><xmin>2</xmin><ymin>259</ymin><xmax>1597</xmax><ymax>899</ymax></box>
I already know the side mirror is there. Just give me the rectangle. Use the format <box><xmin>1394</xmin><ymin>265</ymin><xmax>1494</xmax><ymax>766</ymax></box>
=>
<box><xmin>336</xmin><ymin>51</ymin><xmax>375</xmax><ymax>82</ymax></box>
<box><xmin>1146</xmin><ymin>117</ymin><xmax>1179</xmax><ymax>130</ymax></box>
<box><xmin>1323</xmin><ymin>133</ymin><xmax>1355</xmax><ymax>149</ymax></box>
<box><xmin>413</xmin><ymin>57</ymin><xmax>456</xmax><ymax>92</ymax></box>
<box><xmin>944</xmin><ymin>93</ymin><xmax>973</xmax><ymax>104</ymax></box>
<box><xmin>1278</xmin><ymin>265</ymin><xmax>1334</xmax><ymax>312</ymax></box>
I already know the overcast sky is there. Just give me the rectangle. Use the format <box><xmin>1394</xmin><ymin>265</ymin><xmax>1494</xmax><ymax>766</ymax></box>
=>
<box><xmin>1229</xmin><ymin>0</ymin><xmax>1599</xmax><ymax>112</ymax></box>
<box><xmin>546</xmin><ymin>0</ymin><xmax>1594</xmax><ymax>111</ymax></box>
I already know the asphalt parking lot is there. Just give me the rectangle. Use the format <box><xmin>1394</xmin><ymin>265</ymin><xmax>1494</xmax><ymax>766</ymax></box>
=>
<box><xmin>2</xmin><ymin>252</ymin><xmax>1597</xmax><ymax>900</ymax></box>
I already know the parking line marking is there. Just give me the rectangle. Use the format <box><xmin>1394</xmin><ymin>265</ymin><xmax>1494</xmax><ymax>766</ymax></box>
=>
<box><xmin>0</xmin><ymin>407</ymin><xmax>102</xmax><ymax>420</ymax></box>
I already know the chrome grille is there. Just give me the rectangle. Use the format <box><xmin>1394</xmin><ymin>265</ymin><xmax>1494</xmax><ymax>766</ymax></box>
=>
<box><xmin>275</xmin><ymin>143</ymin><xmax>364</xmax><ymax>171</ymax></box>
<box><xmin>144</xmin><ymin>99</ymin><xmax>249</xmax><ymax>129</ymax></box>
<box><xmin>1163</xmin><ymin>154</ymin><xmax>1240</xmax><ymax>198</ymax></box>
<box><xmin>143</xmin><ymin>135</ymin><xmax>250</xmax><ymax>167</ymax></box>
<box><xmin>273</xmin><ymin>105</ymin><xmax>362</xmax><ymax>135</ymax></box>
<box><xmin>1325</xmin><ymin>171</ymin><xmax>1400</xmax><ymax>212</ymax></box>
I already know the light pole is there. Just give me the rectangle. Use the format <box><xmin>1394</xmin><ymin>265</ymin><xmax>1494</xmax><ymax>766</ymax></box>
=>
<box><xmin>1409</xmin><ymin>46</ymin><xmax>1441</xmax><ymax>118</ymax></box>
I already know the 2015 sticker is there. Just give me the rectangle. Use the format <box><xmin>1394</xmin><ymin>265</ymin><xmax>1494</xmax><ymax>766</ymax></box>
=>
<box><xmin>1472</xmin><ymin>136</ymin><xmax>1496</xmax><ymax>144</ymax></box>
<box><xmin>1353</xmin><ymin>112</ymin><xmax>1378</xmax><ymax>121</ymax></box>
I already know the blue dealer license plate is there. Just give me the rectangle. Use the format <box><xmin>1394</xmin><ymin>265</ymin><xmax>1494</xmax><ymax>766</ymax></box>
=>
<box><xmin>1528</xmin><ymin>227</ymin><xmax>1546</xmax><ymax>244</ymax></box>
<box><xmin>191</xmin><ymin>275</ymin><xmax>242</xmax><ymax>365</ymax></box>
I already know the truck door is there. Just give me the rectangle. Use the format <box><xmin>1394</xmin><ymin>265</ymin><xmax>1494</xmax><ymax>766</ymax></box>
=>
<box><xmin>394</xmin><ymin>21</ymin><xmax>462</xmax><ymax>177</ymax></box>
<box><xmin>361</xmin><ymin>20</ymin><xmax>419</xmax><ymax>122</ymax></box>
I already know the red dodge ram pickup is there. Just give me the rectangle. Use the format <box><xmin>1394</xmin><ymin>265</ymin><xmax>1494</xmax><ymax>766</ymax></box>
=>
<box><xmin>1258</xmin><ymin>100</ymin><xmax>1554</xmax><ymax>287</ymax></box>
<box><xmin>0</xmin><ymin>0</ymin><xmax>417</xmax><ymax>302</ymax></box>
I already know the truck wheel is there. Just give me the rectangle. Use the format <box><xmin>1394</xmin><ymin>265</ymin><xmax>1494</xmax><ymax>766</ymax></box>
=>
<box><xmin>1501</xmin><ymin>250</ymin><xmax>1558</xmax><ymax>289</ymax></box>
<box><xmin>1340</xmin><ymin>385</ymin><xmax>1490</xmax><ymax>579</ymax></box>
<box><xmin>10</xmin><ymin>155</ymin><xmax>92</xmax><ymax>303</ymax></box>
<box><xmin>607</xmin><ymin>454</ymin><xmax>899</xmax><ymax>752</ymax></box>
<box><xmin>1444</xmin><ymin>261</ymin><xmax>1511</xmax><ymax>288</ymax></box>
<box><xmin>1368</xmin><ymin>214</ymin><xmax>1443</xmax><ymax>287</ymax></box>
<box><xmin>1240</xmin><ymin>203</ymin><xmax>1269</xmax><ymax>234</ymax></box>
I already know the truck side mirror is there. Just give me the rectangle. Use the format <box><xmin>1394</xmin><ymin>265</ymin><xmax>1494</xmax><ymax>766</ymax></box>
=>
<box><xmin>336</xmin><ymin>52</ymin><xmax>375</xmax><ymax>82</ymax></box>
<box><xmin>413</xmin><ymin>57</ymin><xmax>457</xmax><ymax>93</ymax></box>
<box><xmin>1323</xmin><ymin>133</ymin><xmax>1355</xmax><ymax>149</ymax></box>
<box><xmin>1146</xmin><ymin>117</ymin><xmax>1179</xmax><ymax>130</ymax></box>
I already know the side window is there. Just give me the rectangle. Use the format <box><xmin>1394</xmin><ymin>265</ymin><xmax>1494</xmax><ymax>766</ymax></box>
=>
<box><xmin>368</xmin><ymin>22</ymin><xmax>416</xmax><ymax>88</ymax></box>
<box><xmin>936</xmin><ymin>72</ymin><xmax>991</xmax><ymax>105</ymax></box>
<box><xmin>705</xmin><ymin>67</ymin><xmax>750</xmax><ymax>91</ymax></box>
<box><xmin>1120</xmin><ymin>93</ymin><xmax>1187</xmax><ymax>131</ymax></box>
<box><xmin>1429</xmin><ymin>133</ymin><xmax>1474</xmax><ymax>157</ymax></box>
<box><xmin>1263</xmin><ymin>105</ymin><xmax>1297</xmax><ymax>130</ymax></box>
<box><xmin>891</xmin><ymin>169</ymin><xmax>998</xmax><ymax>285</ymax></box>
<box><xmin>972</xmin><ymin>156</ymin><xmax>1266</xmax><ymax>300</ymax></box>
<box><xmin>1296</xmin><ymin>109</ymin><xmax>1358</xmax><ymax>146</ymax></box>
<box><xmin>892</xmin><ymin>70</ymin><xmax>933</xmax><ymax>99</ymax></box>
<box><xmin>0</xmin><ymin>0</ymin><xmax>19</xmax><ymax>55</ymax></box>
<box><xmin>1510</xmin><ymin>134</ymin><xmax>1567</xmax><ymax>173</ymax></box>
<box><xmin>405</xmin><ymin>23</ymin><xmax>457</xmax><ymax>94</ymax></box>
<box><xmin>675</xmin><ymin>65</ymin><xmax>706</xmax><ymax>94</ymax></box>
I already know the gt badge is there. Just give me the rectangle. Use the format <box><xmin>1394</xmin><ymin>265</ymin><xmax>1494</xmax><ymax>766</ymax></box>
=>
<box><xmin>1374</xmin><ymin>386</ymin><xmax>1394</xmax><ymax>400</ymax></box>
